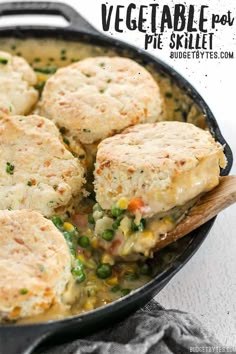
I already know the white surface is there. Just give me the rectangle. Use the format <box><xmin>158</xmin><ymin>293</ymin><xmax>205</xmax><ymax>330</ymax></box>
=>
<box><xmin>0</xmin><ymin>0</ymin><xmax>235</xmax><ymax>346</ymax></box>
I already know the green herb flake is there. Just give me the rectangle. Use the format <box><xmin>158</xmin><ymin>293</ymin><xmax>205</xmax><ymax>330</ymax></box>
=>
<box><xmin>165</xmin><ymin>92</ymin><xmax>172</xmax><ymax>98</ymax></box>
<box><xmin>27</xmin><ymin>181</ymin><xmax>32</xmax><ymax>186</ymax></box>
<box><xmin>34</xmin><ymin>57</ymin><xmax>41</xmax><ymax>63</ymax></box>
<box><xmin>85</xmin><ymin>73</ymin><xmax>91</xmax><ymax>78</ymax></box>
<box><xmin>63</xmin><ymin>137</ymin><xmax>70</xmax><ymax>146</ymax></box>
<box><xmin>107</xmin><ymin>78</ymin><xmax>112</xmax><ymax>83</ymax></box>
<box><xmin>71</xmin><ymin>58</ymin><xmax>80</xmax><ymax>63</ymax></box>
<box><xmin>99</xmin><ymin>88</ymin><xmax>105</xmax><ymax>94</ymax></box>
<box><xmin>61</xmin><ymin>49</ymin><xmax>66</xmax><ymax>55</ymax></box>
<box><xmin>0</xmin><ymin>58</ymin><xmax>8</xmax><ymax>65</ymax></box>
<box><xmin>34</xmin><ymin>81</ymin><xmax>45</xmax><ymax>91</ymax></box>
<box><xmin>78</xmin><ymin>154</ymin><xmax>85</xmax><ymax>159</ymax></box>
<box><xmin>83</xmin><ymin>128</ymin><xmax>91</xmax><ymax>133</ymax></box>
<box><xmin>20</xmin><ymin>288</ymin><xmax>28</xmax><ymax>295</ymax></box>
<box><xmin>34</xmin><ymin>67</ymin><xmax>57</xmax><ymax>75</ymax></box>
<box><xmin>6</xmin><ymin>162</ymin><xmax>15</xmax><ymax>175</ymax></box>
<box><xmin>39</xmin><ymin>265</ymin><xmax>45</xmax><ymax>272</ymax></box>
<box><xmin>99</xmin><ymin>62</ymin><xmax>105</xmax><ymax>67</ymax></box>
<box><xmin>60</xmin><ymin>56</ymin><xmax>67</xmax><ymax>61</ymax></box>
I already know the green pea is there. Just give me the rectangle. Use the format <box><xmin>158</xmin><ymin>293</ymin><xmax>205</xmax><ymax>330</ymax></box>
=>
<box><xmin>110</xmin><ymin>285</ymin><xmax>120</xmax><ymax>293</ymax></box>
<box><xmin>96</xmin><ymin>264</ymin><xmax>112</xmax><ymax>279</ymax></box>
<box><xmin>72</xmin><ymin>267</ymin><xmax>86</xmax><ymax>283</ymax></box>
<box><xmin>102</xmin><ymin>229</ymin><xmax>114</xmax><ymax>241</ymax></box>
<box><xmin>63</xmin><ymin>230</ymin><xmax>75</xmax><ymax>241</ymax></box>
<box><xmin>72</xmin><ymin>259</ymin><xmax>86</xmax><ymax>283</ymax></box>
<box><xmin>0</xmin><ymin>58</ymin><xmax>8</xmax><ymax>64</ymax></box>
<box><xmin>139</xmin><ymin>263</ymin><xmax>152</xmax><ymax>276</ymax></box>
<box><xmin>112</xmin><ymin>218</ymin><xmax>121</xmax><ymax>230</ymax></box>
<box><xmin>111</xmin><ymin>206</ymin><xmax>124</xmax><ymax>217</ymax></box>
<box><xmin>88</xmin><ymin>213</ymin><xmax>95</xmax><ymax>224</ymax></box>
<box><xmin>76</xmin><ymin>271</ymin><xmax>86</xmax><ymax>283</ymax></box>
<box><xmin>63</xmin><ymin>231</ymin><xmax>76</xmax><ymax>256</ymax></box>
<box><xmin>78</xmin><ymin>236</ymin><xmax>90</xmax><ymax>248</ymax></box>
<box><xmin>131</xmin><ymin>218</ymin><xmax>146</xmax><ymax>232</ymax></box>
<box><xmin>121</xmin><ymin>288</ymin><xmax>131</xmax><ymax>296</ymax></box>
<box><xmin>51</xmin><ymin>216</ymin><xmax>63</xmax><ymax>228</ymax></box>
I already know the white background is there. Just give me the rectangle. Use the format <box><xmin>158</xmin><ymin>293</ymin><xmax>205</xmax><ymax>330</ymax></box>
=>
<box><xmin>0</xmin><ymin>0</ymin><xmax>235</xmax><ymax>346</ymax></box>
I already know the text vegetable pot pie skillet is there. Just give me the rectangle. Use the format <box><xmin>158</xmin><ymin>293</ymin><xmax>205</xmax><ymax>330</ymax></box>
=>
<box><xmin>0</xmin><ymin>2</ymin><xmax>233</xmax><ymax>354</ymax></box>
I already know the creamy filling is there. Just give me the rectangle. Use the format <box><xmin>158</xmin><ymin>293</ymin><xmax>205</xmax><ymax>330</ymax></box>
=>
<box><xmin>16</xmin><ymin>197</ymin><xmax>197</xmax><ymax>324</ymax></box>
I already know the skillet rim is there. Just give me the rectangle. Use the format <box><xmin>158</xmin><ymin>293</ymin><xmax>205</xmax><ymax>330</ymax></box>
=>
<box><xmin>0</xmin><ymin>26</ymin><xmax>233</xmax><ymax>331</ymax></box>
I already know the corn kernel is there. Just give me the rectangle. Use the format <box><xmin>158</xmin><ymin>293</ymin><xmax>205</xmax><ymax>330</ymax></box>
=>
<box><xmin>117</xmin><ymin>197</ymin><xmax>128</xmax><ymax>210</ymax></box>
<box><xmin>77</xmin><ymin>254</ymin><xmax>85</xmax><ymax>263</ymax></box>
<box><xmin>63</xmin><ymin>222</ymin><xmax>75</xmax><ymax>232</ymax></box>
<box><xmin>101</xmin><ymin>253</ymin><xmax>114</xmax><ymax>265</ymax></box>
<box><xmin>163</xmin><ymin>216</ymin><xmax>173</xmax><ymax>225</ymax></box>
<box><xmin>36</xmin><ymin>73</ymin><xmax>48</xmax><ymax>82</ymax></box>
<box><xmin>85</xmin><ymin>228</ymin><xmax>93</xmax><ymax>236</ymax></box>
<box><xmin>106</xmin><ymin>276</ymin><xmax>118</xmax><ymax>286</ymax></box>
<box><xmin>91</xmin><ymin>238</ymin><xmax>98</xmax><ymax>249</ymax></box>
<box><xmin>142</xmin><ymin>231</ymin><xmax>154</xmax><ymax>239</ymax></box>
<box><xmin>83</xmin><ymin>299</ymin><xmax>96</xmax><ymax>311</ymax></box>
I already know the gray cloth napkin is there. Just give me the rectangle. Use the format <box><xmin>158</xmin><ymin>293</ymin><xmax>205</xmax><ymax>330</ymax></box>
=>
<box><xmin>42</xmin><ymin>300</ymin><xmax>221</xmax><ymax>354</ymax></box>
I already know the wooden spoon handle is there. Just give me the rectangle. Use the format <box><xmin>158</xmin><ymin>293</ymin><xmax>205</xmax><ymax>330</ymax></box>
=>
<box><xmin>154</xmin><ymin>175</ymin><xmax>236</xmax><ymax>251</ymax></box>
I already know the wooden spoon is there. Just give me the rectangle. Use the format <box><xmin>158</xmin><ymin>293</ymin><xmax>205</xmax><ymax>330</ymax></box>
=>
<box><xmin>154</xmin><ymin>175</ymin><xmax>236</xmax><ymax>251</ymax></box>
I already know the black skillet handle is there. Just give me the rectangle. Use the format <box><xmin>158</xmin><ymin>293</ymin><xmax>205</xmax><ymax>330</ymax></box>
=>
<box><xmin>0</xmin><ymin>323</ymin><xmax>61</xmax><ymax>354</ymax></box>
<box><xmin>0</xmin><ymin>1</ymin><xmax>99</xmax><ymax>35</ymax></box>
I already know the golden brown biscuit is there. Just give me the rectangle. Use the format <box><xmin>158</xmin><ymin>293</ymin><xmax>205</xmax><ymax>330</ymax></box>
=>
<box><xmin>0</xmin><ymin>210</ymin><xmax>71</xmax><ymax>321</ymax></box>
<box><xmin>94</xmin><ymin>122</ymin><xmax>226</xmax><ymax>217</ymax></box>
<box><xmin>0</xmin><ymin>51</ymin><xmax>38</xmax><ymax>117</ymax></box>
<box><xmin>0</xmin><ymin>115</ymin><xmax>85</xmax><ymax>217</ymax></box>
<box><xmin>40</xmin><ymin>56</ymin><xmax>163</xmax><ymax>144</ymax></box>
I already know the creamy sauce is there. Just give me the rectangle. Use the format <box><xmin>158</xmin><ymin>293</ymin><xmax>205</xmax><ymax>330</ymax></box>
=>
<box><xmin>0</xmin><ymin>37</ymin><xmax>204</xmax><ymax>324</ymax></box>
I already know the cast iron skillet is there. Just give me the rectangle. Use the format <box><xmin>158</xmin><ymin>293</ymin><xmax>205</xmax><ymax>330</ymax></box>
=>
<box><xmin>0</xmin><ymin>2</ymin><xmax>233</xmax><ymax>354</ymax></box>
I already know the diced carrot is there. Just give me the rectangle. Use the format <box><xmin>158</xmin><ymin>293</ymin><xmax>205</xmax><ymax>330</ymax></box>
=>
<box><xmin>128</xmin><ymin>198</ymin><xmax>144</xmax><ymax>213</ymax></box>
